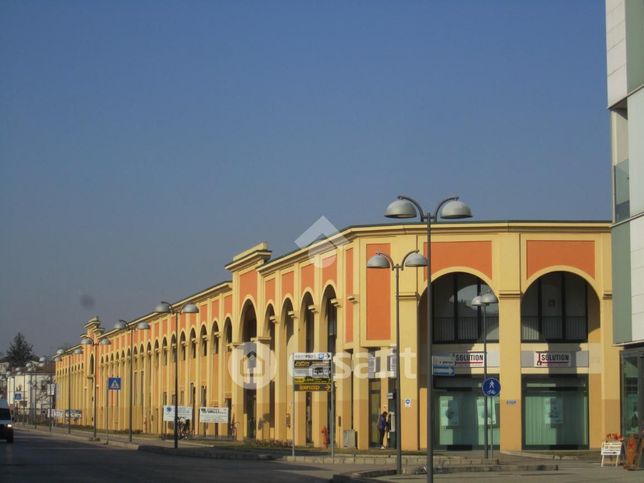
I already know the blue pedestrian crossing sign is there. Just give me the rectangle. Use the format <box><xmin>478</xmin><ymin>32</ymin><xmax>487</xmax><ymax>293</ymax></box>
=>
<box><xmin>108</xmin><ymin>377</ymin><xmax>122</xmax><ymax>391</ymax></box>
<box><xmin>482</xmin><ymin>377</ymin><xmax>501</xmax><ymax>396</ymax></box>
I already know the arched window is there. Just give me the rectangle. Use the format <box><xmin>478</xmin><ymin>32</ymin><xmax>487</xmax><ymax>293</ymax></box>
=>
<box><xmin>199</xmin><ymin>326</ymin><xmax>207</xmax><ymax>357</ymax></box>
<box><xmin>190</xmin><ymin>329</ymin><xmax>197</xmax><ymax>359</ymax></box>
<box><xmin>432</xmin><ymin>272</ymin><xmax>498</xmax><ymax>343</ymax></box>
<box><xmin>521</xmin><ymin>272</ymin><xmax>588</xmax><ymax>342</ymax></box>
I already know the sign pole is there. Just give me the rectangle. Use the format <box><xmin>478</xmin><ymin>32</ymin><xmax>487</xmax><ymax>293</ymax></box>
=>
<box><xmin>331</xmin><ymin>359</ymin><xmax>335</xmax><ymax>461</ymax></box>
<box><xmin>483</xmin><ymin>304</ymin><xmax>488</xmax><ymax>459</ymax></box>
<box><xmin>106</xmin><ymin>382</ymin><xmax>109</xmax><ymax>444</ymax></box>
<box><xmin>490</xmin><ymin>397</ymin><xmax>493</xmax><ymax>459</ymax></box>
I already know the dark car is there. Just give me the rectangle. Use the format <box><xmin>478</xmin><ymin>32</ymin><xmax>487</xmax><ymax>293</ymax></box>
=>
<box><xmin>0</xmin><ymin>407</ymin><xmax>14</xmax><ymax>443</ymax></box>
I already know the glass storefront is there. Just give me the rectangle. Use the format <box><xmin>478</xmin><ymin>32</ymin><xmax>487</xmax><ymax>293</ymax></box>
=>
<box><xmin>433</xmin><ymin>376</ymin><xmax>500</xmax><ymax>450</ymax></box>
<box><xmin>522</xmin><ymin>375</ymin><xmax>588</xmax><ymax>449</ymax></box>
<box><xmin>621</xmin><ymin>347</ymin><xmax>644</xmax><ymax>437</ymax></box>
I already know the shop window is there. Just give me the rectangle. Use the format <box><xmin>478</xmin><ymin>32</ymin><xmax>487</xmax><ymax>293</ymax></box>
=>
<box><xmin>433</xmin><ymin>376</ymin><xmax>499</xmax><ymax>450</ymax></box>
<box><xmin>433</xmin><ymin>273</ymin><xmax>498</xmax><ymax>343</ymax></box>
<box><xmin>521</xmin><ymin>272</ymin><xmax>588</xmax><ymax>342</ymax></box>
<box><xmin>621</xmin><ymin>350</ymin><xmax>643</xmax><ymax>437</ymax></box>
<box><xmin>522</xmin><ymin>375</ymin><xmax>588</xmax><ymax>449</ymax></box>
<box><xmin>368</xmin><ymin>379</ymin><xmax>382</xmax><ymax>447</ymax></box>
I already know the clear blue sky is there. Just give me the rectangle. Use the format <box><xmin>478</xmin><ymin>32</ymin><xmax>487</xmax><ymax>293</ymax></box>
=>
<box><xmin>0</xmin><ymin>0</ymin><xmax>609</xmax><ymax>356</ymax></box>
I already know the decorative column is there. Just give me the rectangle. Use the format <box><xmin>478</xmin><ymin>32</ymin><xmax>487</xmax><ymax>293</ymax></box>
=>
<box><xmin>399</xmin><ymin>291</ymin><xmax>420</xmax><ymax>450</ymax></box>
<box><xmin>498</xmin><ymin>291</ymin><xmax>522</xmax><ymax>451</ymax></box>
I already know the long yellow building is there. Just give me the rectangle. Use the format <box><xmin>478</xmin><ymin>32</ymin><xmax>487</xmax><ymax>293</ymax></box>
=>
<box><xmin>55</xmin><ymin>221</ymin><xmax>620</xmax><ymax>451</ymax></box>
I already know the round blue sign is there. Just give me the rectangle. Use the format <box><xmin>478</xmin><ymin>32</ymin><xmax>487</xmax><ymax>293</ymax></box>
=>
<box><xmin>482</xmin><ymin>377</ymin><xmax>501</xmax><ymax>396</ymax></box>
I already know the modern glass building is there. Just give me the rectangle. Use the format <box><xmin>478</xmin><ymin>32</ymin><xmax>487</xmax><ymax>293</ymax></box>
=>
<box><xmin>605</xmin><ymin>0</ymin><xmax>644</xmax><ymax>440</ymax></box>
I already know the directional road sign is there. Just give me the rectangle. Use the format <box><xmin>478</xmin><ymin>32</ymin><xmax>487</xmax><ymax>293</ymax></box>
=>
<box><xmin>108</xmin><ymin>377</ymin><xmax>122</xmax><ymax>391</ymax></box>
<box><xmin>293</xmin><ymin>352</ymin><xmax>332</xmax><ymax>391</ymax></box>
<box><xmin>482</xmin><ymin>377</ymin><xmax>501</xmax><ymax>396</ymax></box>
<box><xmin>432</xmin><ymin>355</ymin><xmax>456</xmax><ymax>376</ymax></box>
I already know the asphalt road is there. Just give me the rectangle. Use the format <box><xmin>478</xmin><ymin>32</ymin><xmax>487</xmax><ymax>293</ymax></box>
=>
<box><xmin>0</xmin><ymin>429</ymin><xmax>352</xmax><ymax>482</ymax></box>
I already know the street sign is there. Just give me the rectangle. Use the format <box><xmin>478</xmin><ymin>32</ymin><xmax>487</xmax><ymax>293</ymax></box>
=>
<box><xmin>108</xmin><ymin>377</ymin><xmax>122</xmax><ymax>391</ymax></box>
<box><xmin>293</xmin><ymin>352</ymin><xmax>332</xmax><ymax>392</ymax></box>
<box><xmin>14</xmin><ymin>392</ymin><xmax>22</xmax><ymax>401</ymax></box>
<box><xmin>482</xmin><ymin>377</ymin><xmax>501</xmax><ymax>396</ymax></box>
<box><xmin>432</xmin><ymin>355</ymin><xmax>456</xmax><ymax>376</ymax></box>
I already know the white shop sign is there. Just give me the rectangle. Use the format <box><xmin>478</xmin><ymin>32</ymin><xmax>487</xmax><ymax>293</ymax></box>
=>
<box><xmin>199</xmin><ymin>407</ymin><xmax>229</xmax><ymax>424</ymax></box>
<box><xmin>534</xmin><ymin>351</ymin><xmax>572</xmax><ymax>368</ymax></box>
<box><xmin>163</xmin><ymin>405</ymin><xmax>192</xmax><ymax>422</ymax></box>
<box><xmin>453</xmin><ymin>352</ymin><xmax>485</xmax><ymax>367</ymax></box>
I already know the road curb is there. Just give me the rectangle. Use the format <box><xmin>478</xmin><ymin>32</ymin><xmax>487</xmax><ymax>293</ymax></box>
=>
<box><xmin>332</xmin><ymin>462</ymin><xmax>560</xmax><ymax>482</ymax></box>
<box><xmin>500</xmin><ymin>449</ymin><xmax>598</xmax><ymax>461</ymax></box>
<box><xmin>137</xmin><ymin>445</ymin><xmax>278</xmax><ymax>460</ymax></box>
<box><xmin>18</xmin><ymin>426</ymin><xmax>141</xmax><ymax>450</ymax></box>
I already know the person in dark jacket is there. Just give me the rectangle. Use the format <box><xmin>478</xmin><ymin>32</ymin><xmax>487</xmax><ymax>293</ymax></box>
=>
<box><xmin>378</xmin><ymin>411</ymin><xmax>388</xmax><ymax>449</ymax></box>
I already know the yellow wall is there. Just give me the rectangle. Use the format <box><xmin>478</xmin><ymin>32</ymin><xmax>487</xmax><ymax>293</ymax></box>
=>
<box><xmin>55</xmin><ymin>222</ymin><xmax>619</xmax><ymax>451</ymax></box>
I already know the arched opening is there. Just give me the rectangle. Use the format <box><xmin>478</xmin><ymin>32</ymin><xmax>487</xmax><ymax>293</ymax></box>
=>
<box><xmin>133</xmin><ymin>347</ymin><xmax>139</xmax><ymax>427</ymax></box>
<box><xmin>212</xmin><ymin>321</ymin><xmax>220</xmax><ymax>355</ymax></box>
<box><xmin>280</xmin><ymin>298</ymin><xmax>295</xmax><ymax>443</ymax></box>
<box><xmin>190</xmin><ymin>328</ymin><xmax>197</xmax><ymax>359</ymax></box>
<box><xmin>300</xmin><ymin>292</ymin><xmax>315</xmax><ymax>444</ymax></box>
<box><xmin>200</xmin><ymin>325</ymin><xmax>208</xmax><ymax>357</ymax></box>
<box><xmin>521</xmin><ymin>271</ymin><xmax>590</xmax><ymax>342</ymax></box>
<box><xmin>223</xmin><ymin>317</ymin><xmax>232</xmax><ymax>434</ymax></box>
<box><xmin>180</xmin><ymin>332</ymin><xmax>187</xmax><ymax>361</ymax></box>
<box><xmin>520</xmin><ymin>271</ymin><xmax>597</xmax><ymax>450</ymax></box>
<box><xmin>264</xmin><ymin>304</ymin><xmax>276</xmax><ymax>437</ymax></box>
<box><xmin>419</xmin><ymin>271</ymin><xmax>497</xmax><ymax>451</ymax></box>
<box><xmin>321</xmin><ymin>286</ymin><xmax>337</xmax><ymax>439</ymax></box>
<box><xmin>240</xmin><ymin>300</ymin><xmax>258</xmax><ymax>439</ymax></box>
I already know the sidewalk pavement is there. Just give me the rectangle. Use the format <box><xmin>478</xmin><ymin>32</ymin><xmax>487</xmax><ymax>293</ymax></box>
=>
<box><xmin>19</xmin><ymin>423</ymin><xmax>640</xmax><ymax>482</ymax></box>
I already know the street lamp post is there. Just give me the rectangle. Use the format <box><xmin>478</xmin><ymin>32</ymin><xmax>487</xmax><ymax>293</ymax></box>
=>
<box><xmin>54</xmin><ymin>349</ymin><xmax>65</xmax><ymax>431</ymax></box>
<box><xmin>41</xmin><ymin>356</ymin><xmax>56</xmax><ymax>432</ymax></box>
<box><xmin>153</xmin><ymin>301</ymin><xmax>199</xmax><ymax>449</ymax></box>
<box><xmin>15</xmin><ymin>370</ymin><xmax>22</xmax><ymax>423</ymax></box>
<box><xmin>80</xmin><ymin>336</ymin><xmax>111</xmax><ymax>440</ymax></box>
<box><xmin>25</xmin><ymin>363</ymin><xmax>33</xmax><ymax>427</ymax></box>
<box><xmin>384</xmin><ymin>195</ymin><xmax>472</xmax><ymax>483</ymax></box>
<box><xmin>367</xmin><ymin>250</ymin><xmax>428</xmax><ymax>475</ymax></box>
<box><xmin>471</xmin><ymin>292</ymin><xmax>498</xmax><ymax>459</ymax></box>
<box><xmin>114</xmin><ymin>319</ymin><xmax>151</xmax><ymax>443</ymax></box>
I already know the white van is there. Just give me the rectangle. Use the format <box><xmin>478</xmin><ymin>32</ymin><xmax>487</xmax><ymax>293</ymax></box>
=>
<box><xmin>0</xmin><ymin>399</ymin><xmax>14</xmax><ymax>443</ymax></box>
